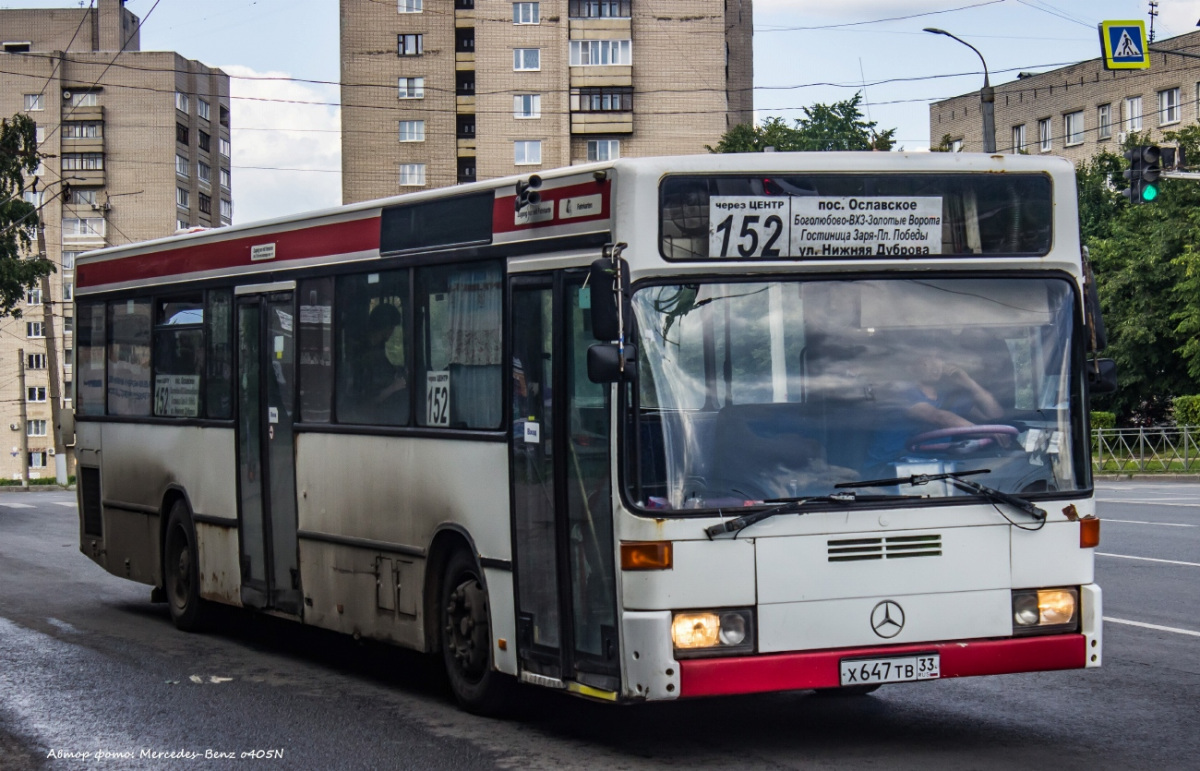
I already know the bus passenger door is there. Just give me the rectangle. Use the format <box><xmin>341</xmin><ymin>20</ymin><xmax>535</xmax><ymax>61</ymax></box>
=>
<box><xmin>236</xmin><ymin>291</ymin><xmax>302</xmax><ymax>617</ymax></box>
<box><xmin>510</xmin><ymin>274</ymin><xmax>620</xmax><ymax>691</ymax></box>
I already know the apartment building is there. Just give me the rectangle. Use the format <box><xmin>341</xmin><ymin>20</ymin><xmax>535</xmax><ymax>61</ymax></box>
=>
<box><xmin>340</xmin><ymin>0</ymin><xmax>754</xmax><ymax>202</ymax></box>
<box><xmin>929</xmin><ymin>30</ymin><xmax>1200</xmax><ymax>162</ymax></box>
<box><xmin>0</xmin><ymin>0</ymin><xmax>232</xmax><ymax>480</ymax></box>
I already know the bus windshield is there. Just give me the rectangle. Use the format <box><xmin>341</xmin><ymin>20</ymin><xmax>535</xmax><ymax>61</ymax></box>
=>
<box><xmin>630</xmin><ymin>276</ymin><xmax>1086</xmax><ymax>511</ymax></box>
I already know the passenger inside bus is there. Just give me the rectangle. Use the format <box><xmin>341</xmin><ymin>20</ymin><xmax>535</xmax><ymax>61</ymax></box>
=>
<box><xmin>346</xmin><ymin>302</ymin><xmax>407</xmax><ymax>423</ymax></box>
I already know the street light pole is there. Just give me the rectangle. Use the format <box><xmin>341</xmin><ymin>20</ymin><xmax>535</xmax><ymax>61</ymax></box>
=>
<box><xmin>925</xmin><ymin>27</ymin><xmax>996</xmax><ymax>153</ymax></box>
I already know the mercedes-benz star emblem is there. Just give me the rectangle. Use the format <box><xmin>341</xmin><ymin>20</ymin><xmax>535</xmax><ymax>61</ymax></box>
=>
<box><xmin>870</xmin><ymin>600</ymin><xmax>905</xmax><ymax>639</ymax></box>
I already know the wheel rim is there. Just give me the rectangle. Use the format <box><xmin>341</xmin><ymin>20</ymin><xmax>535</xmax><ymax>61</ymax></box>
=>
<box><xmin>167</xmin><ymin>526</ymin><xmax>191</xmax><ymax>612</ymax></box>
<box><xmin>444</xmin><ymin>574</ymin><xmax>489</xmax><ymax>683</ymax></box>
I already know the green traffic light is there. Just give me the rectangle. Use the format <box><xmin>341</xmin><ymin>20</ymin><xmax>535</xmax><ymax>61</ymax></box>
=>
<box><xmin>1142</xmin><ymin>183</ymin><xmax>1159</xmax><ymax>202</ymax></box>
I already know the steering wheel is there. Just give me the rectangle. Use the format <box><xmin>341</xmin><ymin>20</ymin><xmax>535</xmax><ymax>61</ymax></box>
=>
<box><xmin>908</xmin><ymin>424</ymin><xmax>1019</xmax><ymax>453</ymax></box>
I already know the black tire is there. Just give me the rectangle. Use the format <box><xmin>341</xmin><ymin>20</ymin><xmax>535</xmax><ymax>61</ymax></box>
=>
<box><xmin>815</xmin><ymin>684</ymin><xmax>882</xmax><ymax>697</ymax></box>
<box><xmin>163</xmin><ymin>500</ymin><xmax>210</xmax><ymax>632</ymax></box>
<box><xmin>439</xmin><ymin>550</ymin><xmax>512</xmax><ymax>715</ymax></box>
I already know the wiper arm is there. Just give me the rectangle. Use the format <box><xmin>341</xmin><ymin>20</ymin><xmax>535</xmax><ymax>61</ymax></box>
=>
<box><xmin>705</xmin><ymin>492</ymin><xmax>859</xmax><ymax>539</ymax></box>
<box><xmin>836</xmin><ymin>469</ymin><xmax>1046</xmax><ymax>521</ymax></box>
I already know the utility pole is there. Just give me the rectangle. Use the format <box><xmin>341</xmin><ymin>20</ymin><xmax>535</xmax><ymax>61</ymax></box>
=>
<box><xmin>34</xmin><ymin>217</ymin><xmax>68</xmax><ymax>484</ymax></box>
<box><xmin>16</xmin><ymin>350</ymin><xmax>29</xmax><ymax>490</ymax></box>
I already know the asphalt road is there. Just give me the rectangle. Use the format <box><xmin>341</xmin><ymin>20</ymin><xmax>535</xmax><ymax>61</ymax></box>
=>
<box><xmin>0</xmin><ymin>482</ymin><xmax>1196</xmax><ymax>770</ymax></box>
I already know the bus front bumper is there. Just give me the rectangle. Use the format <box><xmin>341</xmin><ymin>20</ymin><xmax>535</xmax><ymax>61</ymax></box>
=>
<box><xmin>678</xmin><ymin>633</ymin><xmax>1088</xmax><ymax>698</ymax></box>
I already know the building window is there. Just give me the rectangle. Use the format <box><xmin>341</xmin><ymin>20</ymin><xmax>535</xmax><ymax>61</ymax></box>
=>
<box><xmin>26</xmin><ymin>322</ymin><xmax>44</xmax><ymax>339</ymax></box>
<box><xmin>569</xmin><ymin>0</ymin><xmax>631</xmax><ymax>17</ymax></box>
<box><xmin>398</xmin><ymin>0</ymin><xmax>423</xmax><ymax>10</ymax></box>
<box><xmin>587</xmin><ymin>139</ymin><xmax>620</xmax><ymax>161</ymax></box>
<box><xmin>63</xmin><ymin>316</ymin><xmax>73</xmax><ymax>337</ymax></box>
<box><xmin>514</xmin><ymin>48</ymin><xmax>541</xmax><ymax>71</ymax></box>
<box><xmin>219</xmin><ymin>105</ymin><xmax>230</xmax><ymax>128</ymax></box>
<box><xmin>198</xmin><ymin>161</ymin><xmax>211</xmax><ymax>184</ymax></box>
<box><xmin>570</xmin><ymin>87</ymin><xmax>634</xmax><ymax>112</ymax></box>
<box><xmin>220</xmin><ymin>199</ymin><xmax>233</xmax><ymax>220</ymax></box>
<box><xmin>62</xmin><ymin>251</ymin><xmax>80</xmax><ymax>270</ymax></box>
<box><xmin>198</xmin><ymin>192</ymin><xmax>212</xmax><ymax>215</ymax></box>
<box><xmin>1011</xmin><ymin>124</ymin><xmax>1026</xmax><ymax>153</ymax></box>
<box><xmin>456</xmin><ymin>27</ymin><xmax>475</xmax><ymax>53</ymax></box>
<box><xmin>177</xmin><ymin>219</ymin><xmax>191</xmax><ymax>231</ymax></box>
<box><xmin>3</xmin><ymin>42</ymin><xmax>31</xmax><ymax>53</ymax></box>
<box><xmin>27</xmin><ymin>387</ymin><xmax>46</xmax><ymax>402</ymax></box>
<box><xmin>26</xmin><ymin>288</ymin><xmax>41</xmax><ymax>306</ymax></box>
<box><xmin>1126</xmin><ymin>96</ymin><xmax>1142</xmax><ymax>131</ymax></box>
<box><xmin>220</xmin><ymin>168</ymin><xmax>231</xmax><ymax>189</ymax></box>
<box><xmin>67</xmin><ymin>92</ymin><xmax>98</xmax><ymax>107</ymax></box>
<box><xmin>456</xmin><ymin>71</ymin><xmax>475</xmax><ymax>96</ymax></box>
<box><xmin>62</xmin><ymin>121</ymin><xmax>102</xmax><ymax>138</ymax></box>
<box><xmin>1158</xmin><ymin>87</ymin><xmax>1180</xmax><ymax>125</ymax></box>
<box><xmin>176</xmin><ymin>154</ymin><xmax>189</xmax><ymax>177</ymax></box>
<box><xmin>398</xmin><ymin>33</ymin><xmax>423</xmax><ymax>56</ymax></box>
<box><xmin>27</xmin><ymin>354</ymin><xmax>46</xmax><ymax>370</ymax></box>
<box><xmin>177</xmin><ymin>187</ymin><xmax>190</xmax><ymax>209</ymax></box>
<box><xmin>515</xmin><ymin>140</ymin><xmax>542</xmax><ymax>165</ymax></box>
<box><xmin>62</xmin><ymin>218</ymin><xmax>104</xmax><ymax>238</ymax></box>
<box><xmin>949</xmin><ymin>138</ymin><xmax>963</xmax><ymax>153</ymax></box>
<box><xmin>514</xmin><ymin>2</ymin><xmax>539</xmax><ymax>23</ymax></box>
<box><xmin>1038</xmin><ymin>118</ymin><xmax>1051</xmax><ymax>152</ymax></box>
<box><xmin>198</xmin><ymin>130</ymin><xmax>211</xmax><ymax>153</ymax></box>
<box><xmin>29</xmin><ymin>452</ymin><xmax>47</xmax><ymax>469</ymax></box>
<box><xmin>176</xmin><ymin>123</ymin><xmax>189</xmax><ymax>144</ymax></box>
<box><xmin>198</xmin><ymin>99</ymin><xmax>211</xmax><ymax>121</ymax></box>
<box><xmin>1064</xmin><ymin>110</ymin><xmax>1084</xmax><ymax>146</ymax></box>
<box><xmin>61</xmin><ymin>153</ymin><xmax>104</xmax><ymax>171</ymax></box>
<box><xmin>1098</xmin><ymin>104</ymin><xmax>1112</xmax><ymax>139</ymax></box>
<box><xmin>66</xmin><ymin>189</ymin><xmax>96</xmax><ymax>206</ymax></box>
<box><xmin>569</xmin><ymin>39</ymin><xmax>632</xmax><ymax>66</ymax></box>
<box><xmin>399</xmin><ymin>163</ymin><xmax>427</xmax><ymax>186</ymax></box>
<box><xmin>514</xmin><ymin>94</ymin><xmax>541</xmax><ymax>118</ymax></box>
<box><xmin>399</xmin><ymin>77</ymin><xmax>426</xmax><ymax>99</ymax></box>
<box><xmin>24</xmin><ymin>93</ymin><xmax>43</xmax><ymax>111</ymax></box>
<box><xmin>176</xmin><ymin>92</ymin><xmax>190</xmax><ymax>112</ymax></box>
<box><xmin>219</xmin><ymin>137</ymin><xmax>231</xmax><ymax>157</ymax></box>
<box><xmin>27</xmin><ymin>420</ymin><xmax>47</xmax><ymax>437</ymax></box>
<box><xmin>399</xmin><ymin>120</ymin><xmax>425</xmax><ymax>142</ymax></box>
<box><xmin>63</xmin><ymin>281</ymin><xmax>73</xmax><ymax>302</ymax></box>
<box><xmin>22</xmin><ymin>190</ymin><xmax>42</xmax><ymax>207</ymax></box>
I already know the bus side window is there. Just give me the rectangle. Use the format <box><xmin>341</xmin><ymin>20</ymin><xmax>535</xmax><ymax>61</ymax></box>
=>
<box><xmin>76</xmin><ymin>301</ymin><xmax>107</xmax><ymax>416</ymax></box>
<box><xmin>298</xmin><ymin>278</ymin><xmax>334</xmax><ymax>423</ymax></box>
<box><xmin>335</xmin><ymin>271</ymin><xmax>410</xmax><ymax>426</ymax></box>
<box><xmin>415</xmin><ymin>261</ymin><xmax>502</xmax><ymax>429</ymax></box>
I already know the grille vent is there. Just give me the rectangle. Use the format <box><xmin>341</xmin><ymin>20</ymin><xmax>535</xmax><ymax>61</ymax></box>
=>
<box><xmin>828</xmin><ymin>534</ymin><xmax>941</xmax><ymax>562</ymax></box>
<box><xmin>80</xmin><ymin>466</ymin><xmax>102</xmax><ymax>537</ymax></box>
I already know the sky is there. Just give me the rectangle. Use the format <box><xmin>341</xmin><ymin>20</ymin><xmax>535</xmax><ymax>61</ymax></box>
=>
<box><xmin>5</xmin><ymin>0</ymin><xmax>1200</xmax><ymax>223</ymax></box>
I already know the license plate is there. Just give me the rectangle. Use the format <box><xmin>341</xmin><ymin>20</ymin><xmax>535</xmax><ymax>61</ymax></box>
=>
<box><xmin>839</xmin><ymin>653</ymin><xmax>940</xmax><ymax>686</ymax></box>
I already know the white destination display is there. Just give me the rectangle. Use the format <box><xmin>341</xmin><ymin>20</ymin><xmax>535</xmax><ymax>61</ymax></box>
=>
<box><xmin>708</xmin><ymin>196</ymin><xmax>943</xmax><ymax>259</ymax></box>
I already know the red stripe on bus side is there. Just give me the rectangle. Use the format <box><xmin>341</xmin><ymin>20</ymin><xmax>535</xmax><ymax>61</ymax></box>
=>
<box><xmin>76</xmin><ymin>217</ymin><xmax>381</xmax><ymax>289</ymax></box>
<box><xmin>678</xmin><ymin>634</ymin><xmax>1087</xmax><ymax>697</ymax></box>
<box><xmin>493</xmin><ymin>180</ymin><xmax>610</xmax><ymax>233</ymax></box>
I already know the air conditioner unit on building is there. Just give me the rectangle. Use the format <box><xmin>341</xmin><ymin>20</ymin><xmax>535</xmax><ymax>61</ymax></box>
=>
<box><xmin>90</xmin><ymin>202</ymin><xmax>111</xmax><ymax>212</ymax></box>
<box><xmin>62</xmin><ymin>91</ymin><xmax>72</xmax><ymax>100</ymax></box>
<box><xmin>47</xmin><ymin>447</ymin><xmax>55</xmax><ymax>456</ymax></box>
<box><xmin>1117</xmin><ymin>131</ymin><xmax>1128</xmax><ymax>143</ymax></box>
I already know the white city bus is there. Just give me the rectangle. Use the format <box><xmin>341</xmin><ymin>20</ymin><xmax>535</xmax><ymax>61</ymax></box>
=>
<box><xmin>74</xmin><ymin>152</ymin><xmax>1113</xmax><ymax>712</ymax></box>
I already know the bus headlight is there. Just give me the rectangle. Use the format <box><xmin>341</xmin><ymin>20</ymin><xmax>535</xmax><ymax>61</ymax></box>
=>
<box><xmin>671</xmin><ymin>608</ymin><xmax>755</xmax><ymax>657</ymax></box>
<box><xmin>1012</xmin><ymin>588</ymin><xmax>1079</xmax><ymax>636</ymax></box>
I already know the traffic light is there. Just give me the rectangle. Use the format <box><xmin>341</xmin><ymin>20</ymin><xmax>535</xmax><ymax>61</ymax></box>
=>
<box><xmin>1123</xmin><ymin>145</ymin><xmax>1162</xmax><ymax>204</ymax></box>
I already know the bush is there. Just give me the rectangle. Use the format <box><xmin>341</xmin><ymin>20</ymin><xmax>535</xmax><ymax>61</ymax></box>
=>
<box><xmin>1091</xmin><ymin>411</ymin><xmax>1116</xmax><ymax>430</ymax></box>
<box><xmin>1175</xmin><ymin>395</ymin><xmax>1200</xmax><ymax>426</ymax></box>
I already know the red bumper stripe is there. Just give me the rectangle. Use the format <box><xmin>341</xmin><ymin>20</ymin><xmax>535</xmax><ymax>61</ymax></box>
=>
<box><xmin>679</xmin><ymin>635</ymin><xmax>1087</xmax><ymax>698</ymax></box>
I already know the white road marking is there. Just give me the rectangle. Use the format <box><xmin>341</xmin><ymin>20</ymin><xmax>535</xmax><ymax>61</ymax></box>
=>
<box><xmin>0</xmin><ymin>503</ymin><xmax>34</xmax><ymax>509</ymax></box>
<box><xmin>1104</xmin><ymin>617</ymin><xmax>1200</xmax><ymax>638</ymax></box>
<box><xmin>1097</xmin><ymin>552</ymin><xmax>1200</xmax><ymax>568</ymax></box>
<box><xmin>1104</xmin><ymin>519</ymin><xmax>1197</xmax><ymax>528</ymax></box>
<box><xmin>52</xmin><ymin>501</ymin><xmax>76</xmax><ymax>507</ymax></box>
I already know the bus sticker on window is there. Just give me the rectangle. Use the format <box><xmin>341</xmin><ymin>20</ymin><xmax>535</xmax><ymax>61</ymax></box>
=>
<box><xmin>709</xmin><ymin>196</ymin><xmax>943</xmax><ymax>259</ymax></box>
<box><xmin>426</xmin><ymin>371</ymin><xmax>450</xmax><ymax>426</ymax></box>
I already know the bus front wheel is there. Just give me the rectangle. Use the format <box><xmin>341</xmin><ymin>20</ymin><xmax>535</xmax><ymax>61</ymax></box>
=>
<box><xmin>163</xmin><ymin>500</ymin><xmax>210</xmax><ymax>632</ymax></box>
<box><xmin>439</xmin><ymin>550</ymin><xmax>512</xmax><ymax>715</ymax></box>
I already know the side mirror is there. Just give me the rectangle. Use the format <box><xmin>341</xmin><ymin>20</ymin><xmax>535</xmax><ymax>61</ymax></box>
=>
<box><xmin>1087</xmin><ymin>358</ymin><xmax>1118</xmax><ymax>395</ymax></box>
<box><xmin>588</xmin><ymin>254</ymin><xmax>630</xmax><ymax>342</ymax></box>
<box><xmin>587</xmin><ymin>343</ymin><xmax>637</xmax><ymax>384</ymax></box>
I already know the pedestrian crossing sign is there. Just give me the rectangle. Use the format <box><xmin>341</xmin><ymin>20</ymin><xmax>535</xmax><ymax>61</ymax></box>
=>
<box><xmin>1100</xmin><ymin>20</ymin><xmax>1150</xmax><ymax>70</ymax></box>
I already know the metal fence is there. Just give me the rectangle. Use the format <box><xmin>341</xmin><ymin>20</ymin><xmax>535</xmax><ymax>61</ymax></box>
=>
<box><xmin>1093</xmin><ymin>426</ymin><xmax>1200</xmax><ymax>473</ymax></box>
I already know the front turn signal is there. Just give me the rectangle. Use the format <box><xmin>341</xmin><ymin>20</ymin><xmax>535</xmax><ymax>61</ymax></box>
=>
<box><xmin>621</xmin><ymin>541</ymin><xmax>672</xmax><ymax>570</ymax></box>
<box><xmin>1080</xmin><ymin>517</ymin><xmax>1100</xmax><ymax>548</ymax></box>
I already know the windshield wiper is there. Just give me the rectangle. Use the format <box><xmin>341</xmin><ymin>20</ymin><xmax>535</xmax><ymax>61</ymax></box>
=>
<box><xmin>705</xmin><ymin>492</ymin><xmax>860</xmax><ymax>539</ymax></box>
<box><xmin>835</xmin><ymin>469</ymin><xmax>1046</xmax><ymax>521</ymax></box>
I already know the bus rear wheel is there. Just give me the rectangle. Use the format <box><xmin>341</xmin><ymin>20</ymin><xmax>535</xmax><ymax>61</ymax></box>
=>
<box><xmin>439</xmin><ymin>550</ymin><xmax>512</xmax><ymax>715</ymax></box>
<box><xmin>163</xmin><ymin>500</ymin><xmax>210</xmax><ymax>632</ymax></box>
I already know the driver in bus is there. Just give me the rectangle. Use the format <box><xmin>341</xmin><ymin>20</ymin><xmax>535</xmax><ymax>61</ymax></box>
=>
<box><xmin>867</xmin><ymin>348</ymin><xmax>1004</xmax><ymax>465</ymax></box>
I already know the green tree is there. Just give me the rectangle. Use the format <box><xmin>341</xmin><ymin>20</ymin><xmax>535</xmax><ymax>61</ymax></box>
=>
<box><xmin>709</xmin><ymin>93</ymin><xmax>896</xmax><ymax>153</ymax></box>
<box><xmin>1079</xmin><ymin>130</ymin><xmax>1200</xmax><ymax>422</ymax></box>
<box><xmin>0</xmin><ymin>113</ymin><xmax>52</xmax><ymax>317</ymax></box>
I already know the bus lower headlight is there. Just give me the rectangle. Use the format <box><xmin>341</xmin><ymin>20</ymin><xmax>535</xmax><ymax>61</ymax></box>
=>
<box><xmin>1012</xmin><ymin>588</ymin><xmax>1079</xmax><ymax>636</ymax></box>
<box><xmin>671</xmin><ymin>609</ymin><xmax>755</xmax><ymax>657</ymax></box>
